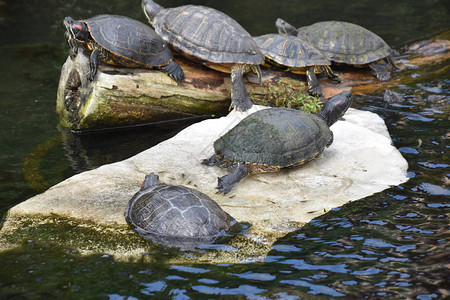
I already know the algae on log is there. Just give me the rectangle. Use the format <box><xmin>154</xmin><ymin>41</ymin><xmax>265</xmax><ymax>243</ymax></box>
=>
<box><xmin>56</xmin><ymin>49</ymin><xmax>297</xmax><ymax>131</ymax></box>
<box><xmin>56</xmin><ymin>49</ymin><xmax>231</xmax><ymax>131</ymax></box>
<box><xmin>56</xmin><ymin>37</ymin><xmax>450</xmax><ymax>131</ymax></box>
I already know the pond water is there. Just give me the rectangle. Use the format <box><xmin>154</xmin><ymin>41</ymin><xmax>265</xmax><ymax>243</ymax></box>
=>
<box><xmin>0</xmin><ymin>0</ymin><xmax>449</xmax><ymax>298</ymax></box>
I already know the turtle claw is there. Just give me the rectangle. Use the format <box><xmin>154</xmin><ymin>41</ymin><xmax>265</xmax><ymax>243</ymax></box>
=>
<box><xmin>161</xmin><ymin>60</ymin><xmax>185</xmax><ymax>83</ymax></box>
<box><xmin>87</xmin><ymin>70</ymin><xmax>96</xmax><ymax>81</ymax></box>
<box><xmin>216</xmin><ymin>163</ymin><xmax>249</xmax><ymax>194</ymax></box>
<box><xmin>375</xmin><ymin>71</ymin><xmax>391</xmax><ymax>82</ymax></box>
<box><xmin>217</xmin><ymin>174</ymin><xmax>235</xmax><ymax>194</ymax></box>
<box><xmin>230</xmin><ymin>98</ymin><xmax>253</xmax><ymax>112</ymax></box>
<box><xmin>369</xmin><ymin>61</ymin><xmax>391</xmax><ymax>82</ymax></box>
<box><xmin>308</xmin><ymin>84</ymin><xmax>322</xmax><ymax>98</ymax></box>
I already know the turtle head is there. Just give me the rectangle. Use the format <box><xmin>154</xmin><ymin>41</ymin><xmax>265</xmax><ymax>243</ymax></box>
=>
<box><xmin>64</xmin><ymin>17</ymin><xmax>89</xmax><ymax>42</ymax></box>
<box><xmin>276</xmin><ymin>18</ymin><xmax>298</xmax><ymax>36</ymax></box>
<box><xmin>142</xmin><ymin>0</ymin><xmax>163</xmax><ymax>24</ymax></box>
<box><xmin>141</xmin><ymin>172</ymin><xmax>160</xmax><ymax>190</ymax></box>
<box><xmin>317</xmin><ymin>91</ymin><xmax>353</xmax><ymax>127</ymax></box>
<box><xmin>64</xmin><ymin>17</ymin><xmax>89</xmax><ymax>58</ymax></box>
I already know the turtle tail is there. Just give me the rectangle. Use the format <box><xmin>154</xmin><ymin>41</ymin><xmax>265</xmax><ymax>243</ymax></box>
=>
<box><xmin>141</xmin><ymin>173</ymin><xmax>160</xmax><ymax>190</ymax></box>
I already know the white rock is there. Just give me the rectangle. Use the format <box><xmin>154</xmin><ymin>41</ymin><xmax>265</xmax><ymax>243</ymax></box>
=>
<box><xmin>4</xmin><ymin>106</ymin><xmax>408</xmax><ymax>238</ymax></box>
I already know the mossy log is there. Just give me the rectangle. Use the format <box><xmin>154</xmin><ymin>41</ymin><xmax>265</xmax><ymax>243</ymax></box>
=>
<box><xmin>56</xmin><ymin>36</ymin><xmax>449</xmax><ymax>132</ymax></box>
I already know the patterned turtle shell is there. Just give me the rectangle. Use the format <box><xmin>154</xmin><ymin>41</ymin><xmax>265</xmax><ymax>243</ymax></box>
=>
<box><xmin>150</xmin><ymin>5</ymin><xmax>264</xmax><ymax>65</ymax></box>
<box><xmin>253</xmin><ymin>34</ymin><xmax>331</xmax><ymax>70</ymax></box>
<box><xmin>296</xmin><ymin>21</ymin><xmax>393</xmax><ymax>65</ymax></box>
<box><xmin>214</xmin><ymin>108</ymin><xmax>333</xmax><ymax>168</ymax></box>
<box><xmin>125</xmin><ymin>173</ymin><xmax>231</xmax><ymax>249</ymax></box>
<box><xmin>83</xmin><ymin>15</ymin><xmax>174</xmax><ymax>68</ymax></box>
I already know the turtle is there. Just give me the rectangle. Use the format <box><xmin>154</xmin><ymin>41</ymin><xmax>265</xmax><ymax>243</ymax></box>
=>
<box><xmin>253</xmin><ymin>33</ymin><xmax>341</xmax><ymax>97</ymax></box>
<box><xmin>141</xmin><ymin>0</ymin><xmax>265</xmax><ymax>111</ymax></box>
<box><xmin>64</xmin><ymin>14</ymin><xmax>184</xmax><ymax>82</ymax></box>
<box><xmin>202</xmin><ymin>91</ymin><xmax>353</xmax><ymax>194</ymax></box>
<box><xmin>125</xmin><ymin>172</ymin><xmax>232</xmax><ymax>250</ymax></box>
<box><xmin>276</xmin><ymin>18</ymin><xmax>399</xmax><ymax>82</ymax></box>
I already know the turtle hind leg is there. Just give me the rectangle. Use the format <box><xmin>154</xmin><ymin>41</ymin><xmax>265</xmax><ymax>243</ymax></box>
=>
<box><xmin>230</xmin><ymin>65</ymin><xmax>253</xmax><ymax>112</ymax></box>
<box><xmin>249</xmin><ymin>64</ymin><xmax>262</xmax><ymax>85</ymax></box>
<box><xmin>201</xmin><ymin>154</ymin><xmax>219</xmax><ymax>166</ymax></box>
<box><xmin>386</xmin><ymin>54</ymin><xmax>400</xmax><ymax>70</ymax></box>
<box><xmin>369</xmin><ymin>61</ymin><xmax>391</xmax><ymax>82</ymax></box>
<box><xmin>160</xmin><ymin>60</ymin><xmax>185</xmax><ymax>83</ymax></box>
<box><xmin>322</xmin><ymin>65</ymin><xmax>341</xmax><ymax>83</ymax></box>
<box><xmin>217</xmin><ymin>163</ymin><xmax>249</xmax><ymax>194</ymax></box>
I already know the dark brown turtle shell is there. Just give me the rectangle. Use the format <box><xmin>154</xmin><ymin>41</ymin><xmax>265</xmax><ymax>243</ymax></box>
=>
<box><xmin>83</xmin><ymin>14</ymin><xmax>173</xmax><ymax>68</ymax></box>
<box><xmin>253</xmin><ymin>34</ymin><xmax>331</xmax><ymax>70</ymax></box>
<box><xmin>151</xmin><ymin>5</ymin><xmax>264</xmax><ymax>65</ymax></box>
<box><xmin>125</xmin><ymin>174</ymin><xmax>232</xmax><ymax>249</ymax></box>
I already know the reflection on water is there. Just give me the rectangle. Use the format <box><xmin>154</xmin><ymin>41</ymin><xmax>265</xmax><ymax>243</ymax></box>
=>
<box><xmin>0</xmin><ymin>0</ymin><xmax>449</xmax><ymax>298</ymax></box>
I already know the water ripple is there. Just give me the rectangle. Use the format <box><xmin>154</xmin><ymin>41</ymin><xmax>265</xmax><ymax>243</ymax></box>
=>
<box><xmin>417</xmin><ymin>183</ymin><xmax>450</xmax><ymax>195</ymax></box>
<box><xmin>229</xmin><ymin>271</ymin><xmax>276</xmax><ymax>281</ymax></box>
<box><xmin>140</xmin><ymin>280</ymin><xmax>167</xmax><ymax>296</ymax></box>
<box><xmin>170</xmin><ymin>265</ymin><xmax>210</xmax><ymax>274</ymax></box>
<box><xmin>279</xmin><ymin>280</ymin><xmax>345</xmax><ymax>297</ymax></box>
<box><xmin>191</xmin><ymin>284</ymin><xmax>266</xmax><ymax>299</ymax></box>
<box><xmin>280</xmin><ymin>259</ymin><xmax>350</xmax><ymax>274</ymax></box>
<box><xmin>271</xmin><ymin>244</ymin><xmax>302</xmax><ymax>252</ymax></box>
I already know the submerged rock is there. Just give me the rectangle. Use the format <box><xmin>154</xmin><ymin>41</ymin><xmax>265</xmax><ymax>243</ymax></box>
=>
<box><xmin>2</xmin><ymin>106</ymin><xmax>408</xmax><ymax>243</ymax></box>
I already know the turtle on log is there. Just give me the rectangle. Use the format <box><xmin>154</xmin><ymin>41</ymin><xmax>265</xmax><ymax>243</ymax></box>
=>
<box><xmin>253</xmin><ymin>33</ymin><xmax>341</xmax><ymax>97</ymax></box>
<box><xmin>276</xmin><ymin>18</ymin><xmax>398</xmax><ymax>82</ymax></box>
<box><xmin>141</xmin><ymin>0</ymin><xmax>264</xmax><ymax>111</ymax></box>
<box><xmin>64</xmin><ymin>14</ymin><xmax>184</xmax><ymax>82</ymax></box>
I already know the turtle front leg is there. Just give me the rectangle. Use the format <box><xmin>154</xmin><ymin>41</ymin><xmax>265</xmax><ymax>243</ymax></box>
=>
<box><xmin>160</xmin><ymin>60</ymin><xmax>185</xmax><ymax>83</ymax></box>
<box><xmin>306</xmin><ymin>67</ymin><xmax>322</xmax><ymax>97</ymax></box>
<box><xmin>230</xmin><ymin>65</ymin><xmax>253</xmax><ymax>112</ymax></box>
<box><xmin>217</xmin><ymin>163</ymin><xmax>249</xmax><ymax>194</ymax></box>
<box><xmin>368</xmin><ymin>61</ymin><xmax>391</xmax><ymax>82</ymax></box>
<box><xmin>88</xmin><ymin>47</ymin><xmax>100</xmax><ymax>81</ymax></box>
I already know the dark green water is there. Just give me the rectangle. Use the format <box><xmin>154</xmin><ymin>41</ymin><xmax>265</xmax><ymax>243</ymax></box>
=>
<box><xmin>0</xmin><ymin>0</ymin><xmax>449</xmax><ymax>298</ymax></box>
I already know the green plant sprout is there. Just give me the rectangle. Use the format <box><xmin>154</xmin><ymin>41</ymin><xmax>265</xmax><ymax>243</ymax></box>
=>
<box><xmin>266</xmin><ymin>80</ymin><xmax>322</xmax><ymax>113</ymax></box>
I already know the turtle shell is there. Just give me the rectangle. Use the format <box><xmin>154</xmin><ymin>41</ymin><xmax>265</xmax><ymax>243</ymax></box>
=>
<box><xmin>125</xmin><ymin>182</ymin><xmax>231</xmax><ymax>249</ymax></box>
<box><xmin>214</xmin><ymin>108</ymin><xmax>333</xmax><ymax>168</ymax></box>
<box><xmin>296</xmin><ymin>21</ymin><xmax>393</xmax><ymax>65</ymax></box>
<box><xmin>152</xmin><ymin>5</ymin><xmax>264</xmax><ymax>65</ymax></box>
<box><xmin>83</xmin><ymin>14</ymin><xmax>173</xmax><ymax>68</ymax></box>
<box><xmin>253</xmin><ymin>34</ymin><xmax>331</xmax><ymax>69</ymax></box>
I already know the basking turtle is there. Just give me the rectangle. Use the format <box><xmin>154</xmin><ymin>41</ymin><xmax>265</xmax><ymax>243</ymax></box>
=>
<box><xmin>202</xmin><ymin>91</ymin><xmax>352</xmax><ymax>194</ymax></box>
<box><xmin>276</xmin><ymin>19</ymin><xmax>398</xmax><ymax>82</ymax></box>
<box><xmin>142</xmin><ymin>0</ymin><xmax>264</xmax><ymax>111</ymax></box>
<box><xmin>253</xmin><ymin>34</ymin><xmax>340</xmax><ymax>97</ymax></box>
<box><xmin>64</xmin><ymin>14</ymin><xmax>184</xmax><ymax>82</ymax></box>
<box><xmin>125</xmin><ymin>173</ymin><xmax>232</xmax><ymax>250</ymax></box>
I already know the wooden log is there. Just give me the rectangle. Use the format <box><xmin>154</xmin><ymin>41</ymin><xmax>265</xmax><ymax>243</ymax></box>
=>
<box><xmin>56</xmin><ymin>35</ymin><xmax>450</xmax><ymax>132</ymax></box>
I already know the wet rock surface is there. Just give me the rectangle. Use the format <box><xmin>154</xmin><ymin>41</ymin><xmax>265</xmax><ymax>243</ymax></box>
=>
<box><xmin>3</xmin><ymin>106</ymin><xmax>408</xmax><ymax>240</ymax></box>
